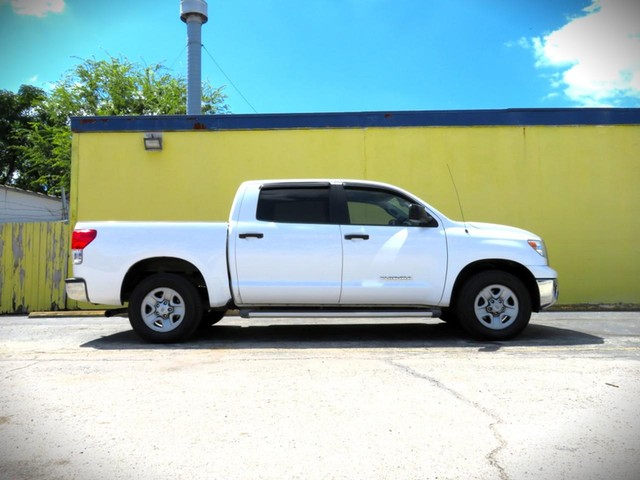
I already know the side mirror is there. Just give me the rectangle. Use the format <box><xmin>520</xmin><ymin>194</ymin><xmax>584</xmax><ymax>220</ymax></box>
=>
<box><xmin>409</xmin><ymin>204</ymin><xmax>438</xmax><ymax>227</ymax></box>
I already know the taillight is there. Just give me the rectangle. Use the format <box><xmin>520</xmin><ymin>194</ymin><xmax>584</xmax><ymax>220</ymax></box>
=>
<box><xmin>72</xmin><ymin>229</ymin><xmax>97</xmax><ymax>264</ymax></box>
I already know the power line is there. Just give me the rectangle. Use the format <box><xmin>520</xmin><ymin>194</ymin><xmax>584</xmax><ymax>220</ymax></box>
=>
<box><xmin>202</xmin><ymin>44</ymin><xmax>258</xmax><ymax>113</ymax></box>
<box><xmin>168</xmin><ymin>44</ymin><xmax>187</xmax><ymax>71</ymax></box>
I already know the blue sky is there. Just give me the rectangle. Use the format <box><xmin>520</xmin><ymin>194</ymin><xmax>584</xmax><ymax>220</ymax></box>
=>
<box><xmin>1</xmin><ymin>0</ymin><xmax>639</xmax><ymax>113</ymax></box>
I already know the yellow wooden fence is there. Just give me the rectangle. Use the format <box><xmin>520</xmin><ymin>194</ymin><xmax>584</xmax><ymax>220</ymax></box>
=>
<box><xmin>0</xmin><ymin>222</ymin><xmax>70</xmax><ymax>314</ymax></box>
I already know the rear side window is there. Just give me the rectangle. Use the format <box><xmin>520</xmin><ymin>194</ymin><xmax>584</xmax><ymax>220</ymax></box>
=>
<box><xmin>256</xmin><ymin>187</ymin><xmax>331</xmax><ymax>224</ymax></box>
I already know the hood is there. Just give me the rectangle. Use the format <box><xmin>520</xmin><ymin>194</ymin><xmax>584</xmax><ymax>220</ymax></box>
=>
<box><xmin>465</xmin><ymin>221</ymin><xmax>538</xmax><ymax>240</ymax></box>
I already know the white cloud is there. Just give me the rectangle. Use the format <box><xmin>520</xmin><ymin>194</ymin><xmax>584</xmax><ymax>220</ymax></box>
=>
<box><xmin>505</xmin><ymin>37</ymin><xmax>533</xmax><ymax>50</ymax></box>
<box><xmin>5</xmin><ymin>0</ymin><xmax>65</xmax><ymax>17</ymax></box>
<box><xmin>531</xmin><ymin>0</ymin><xmax>640</xmax><ymax>106</ymax></box>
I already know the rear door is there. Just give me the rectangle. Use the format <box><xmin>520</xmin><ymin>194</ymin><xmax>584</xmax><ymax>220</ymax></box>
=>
<box><xmin>232</xmin><ymin>184</ymin><xmax>343</xmax><ymax>305</ymax></box>
<box><xmin>339</xmin><ymin>185</ymin><xmax>448</xmax><ymax>306</ymax></box>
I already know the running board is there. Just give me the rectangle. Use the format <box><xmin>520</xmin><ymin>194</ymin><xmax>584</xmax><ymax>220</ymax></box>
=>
<box><xmin>239</xmin><ymin>308</ymin><xmax>442</xmax><ymax>319</ymax></box>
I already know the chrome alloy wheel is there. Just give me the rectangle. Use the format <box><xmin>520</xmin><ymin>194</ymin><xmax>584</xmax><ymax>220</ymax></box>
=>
<box><xmin>141</xmin><ymin>287</ymin><xmax>186</xmax><ymax>332</ymax></box>
<box><xmin>473</xmin><ymin>284</ymin><xmax>519</xmax><ymax>330</ymax></box>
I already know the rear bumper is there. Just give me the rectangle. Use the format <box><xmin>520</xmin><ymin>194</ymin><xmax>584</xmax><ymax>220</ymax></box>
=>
<box><xmin>65</xmin><ymin>278</ymin><xmax>90</xmax><ymax>303</ymax></box>
<box><xmin>537</xmin><ymin>278</ymin><xmax>559</xmax><ymax>309</ymax></box>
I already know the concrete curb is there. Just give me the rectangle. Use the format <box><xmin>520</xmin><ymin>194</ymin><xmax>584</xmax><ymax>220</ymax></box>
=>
<box><xmin>28</xmin><ymin>310</ymin><xmax>106</xmax><ymax>318</ymax></box>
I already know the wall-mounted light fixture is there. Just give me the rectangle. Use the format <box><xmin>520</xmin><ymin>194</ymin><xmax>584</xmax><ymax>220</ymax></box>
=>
<box><xmin>143</xmin><ymin>132</ymin><xmax>163</xmax><ymax>151</ymax></box>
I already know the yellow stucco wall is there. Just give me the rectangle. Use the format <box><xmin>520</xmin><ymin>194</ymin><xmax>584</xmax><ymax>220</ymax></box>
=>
<box><xmin>71</xmin><ymin>124</ymin><xmax>640</xmax><ymax>305</ymax></box>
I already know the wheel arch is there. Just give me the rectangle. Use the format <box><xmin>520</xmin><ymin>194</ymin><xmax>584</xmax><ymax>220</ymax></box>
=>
<box><xmin>450</xmin><ymin>260</ymin><xmax>541</xmax><ymax>311</ymax></box>
<box><xmin>121</xmin><ymin>257</ymin><xmax>209</xmax><ymax>305</ymax></box>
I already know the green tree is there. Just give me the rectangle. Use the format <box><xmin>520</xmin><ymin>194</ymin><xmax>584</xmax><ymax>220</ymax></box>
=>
<box><xmin>0</xmin><ymin>85</ymin><xmax>48</xmax><ymax>188</ymax></box>
<box><xmin>2</xmin><ymin>56</ymin><xmax>229</xmax><ymax>195</ymax></box>
<box><xmin>48</xmin><ymin>56</ymin><xmax>228</xmax><ymax>117</ymax></box>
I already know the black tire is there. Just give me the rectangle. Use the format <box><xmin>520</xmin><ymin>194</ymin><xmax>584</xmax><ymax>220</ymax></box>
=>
<box><xmin>455</xmin><ymin>271</ymin><xmax>532</xmax><ymax>340</ymax></box>
<box><xmin>128</xmin><ymin>273</ymin><xmax>203</xmax><ymax>343</ymax></box>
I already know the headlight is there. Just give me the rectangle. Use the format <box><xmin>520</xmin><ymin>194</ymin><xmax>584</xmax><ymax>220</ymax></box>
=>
<box><xmin>527</xmin><ymin>239</ymin><xmax>546</xmax><ymax>257</ymax></box>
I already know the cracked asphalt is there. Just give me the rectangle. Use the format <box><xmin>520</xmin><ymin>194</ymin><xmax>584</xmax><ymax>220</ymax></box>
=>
<box><xmin>1</xmin><ymin>312</ymin><xmax>639</xmax><ymax>480</ymax></box>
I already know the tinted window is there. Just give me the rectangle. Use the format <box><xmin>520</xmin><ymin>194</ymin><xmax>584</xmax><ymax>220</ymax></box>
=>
<box><xmin>257</xmin><ymin>187</ymin><xmax>331</xmax><ymax>224</ymax></box>
<box><xmin>345</xmin><ymin>187</ymin><xmax>415</xmax><ymax>226</ymax></box>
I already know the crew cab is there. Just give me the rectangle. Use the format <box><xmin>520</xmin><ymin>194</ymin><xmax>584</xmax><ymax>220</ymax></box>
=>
<box><xmin>66</xmin><ymin>180</ymin><xmax>558</xmax><ymax>343</ymax></box>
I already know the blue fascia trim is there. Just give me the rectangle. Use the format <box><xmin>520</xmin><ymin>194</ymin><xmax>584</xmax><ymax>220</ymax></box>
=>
<box><xmin>70</xmin><ymin>108</ymin><xmax>640</xmax><ymax>133</ymax></box>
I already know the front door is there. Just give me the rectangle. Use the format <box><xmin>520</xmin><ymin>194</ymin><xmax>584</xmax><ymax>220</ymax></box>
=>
<box><xmin>339</xmin><ymin>186</ymin><xmax>447</xmax><ymax>306</ymax></box>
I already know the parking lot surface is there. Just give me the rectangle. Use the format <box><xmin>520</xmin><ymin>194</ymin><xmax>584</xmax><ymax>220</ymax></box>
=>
<box><xmin>1</xmin><ymin>312</ymin><xmax>639</xmax><ymax>480</ymax></box>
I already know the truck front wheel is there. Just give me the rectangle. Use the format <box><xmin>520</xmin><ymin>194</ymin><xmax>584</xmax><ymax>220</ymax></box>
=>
<box><xmin>128</xmin><ymin>273</ymin><xmax>203</xmax><ymax>343</ymax></box>
<box><xmin>455</xmin><ymin>271</ymin><xmax>531</xmax><ymax>340</ymax></box>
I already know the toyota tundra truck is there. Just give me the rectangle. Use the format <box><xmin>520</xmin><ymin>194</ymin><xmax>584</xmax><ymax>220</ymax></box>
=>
<box><xmin>65</xmin><ymin>179</ymin><xmax>558</xmax><ymax>343</ymax></box>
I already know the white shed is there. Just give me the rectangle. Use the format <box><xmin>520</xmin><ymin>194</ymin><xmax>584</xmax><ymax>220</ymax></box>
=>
<box><xmin>0</xmin><ymin>185</ymin><xmax>66</xmax><ymax>223</ymax></box>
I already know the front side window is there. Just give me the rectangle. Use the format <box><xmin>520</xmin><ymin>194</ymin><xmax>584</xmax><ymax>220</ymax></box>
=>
<box><xmin>257</xmin><ymin>187</ymin><xmax>331</xmax><ymax>224</ymax></box>
<box><xmin>345</xmin><ymin>187</ymin><xmax>416</xmax><ymax>226</ymax></box>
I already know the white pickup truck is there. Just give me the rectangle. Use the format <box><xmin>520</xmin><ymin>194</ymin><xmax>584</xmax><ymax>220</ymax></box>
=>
<box><xmin>66</xmin><ymin>179</ymin><xmax>558</xmax><ymax>343</ymax></box>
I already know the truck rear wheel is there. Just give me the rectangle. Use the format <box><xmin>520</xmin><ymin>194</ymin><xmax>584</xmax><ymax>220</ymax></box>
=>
<box><xmin>455</xmin><ymin>271</ymin><xmax>531</xmax><ymax>340</ymax></box>
<box><xmin>128</xmin><ymin>273</ymin><xmax>203</xmax><ymax>343</ymax></box>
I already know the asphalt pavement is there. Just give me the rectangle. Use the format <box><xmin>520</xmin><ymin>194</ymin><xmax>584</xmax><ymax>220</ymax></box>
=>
<box><xmin>1</xmin><ymin>312</ymin><xmax>639</xmax><ymax>480</ymax></box>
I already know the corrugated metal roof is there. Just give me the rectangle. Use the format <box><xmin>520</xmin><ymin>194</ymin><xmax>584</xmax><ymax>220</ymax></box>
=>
<box><xmin>0</xmin><ymin>184</ymin><xmax>61</xmax><ymax>200</ymax></box>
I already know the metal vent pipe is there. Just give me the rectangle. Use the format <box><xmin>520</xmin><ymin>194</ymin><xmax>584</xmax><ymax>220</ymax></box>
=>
<box><xmin>180</xmin><ymin>0</ymin><xmax>208</xmax><ymax>115</ymax></box>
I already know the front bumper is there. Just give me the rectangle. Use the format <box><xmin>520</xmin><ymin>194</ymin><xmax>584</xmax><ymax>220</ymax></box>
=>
<box><xmin>65</xmin><ymin>278</ymin><xmax>90</xmax><ymax>303</ymax></box>
<box><xmin>537</xmin><ymin>279</ymin><xmax>559</xmax><ymax>309</ymax></box>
